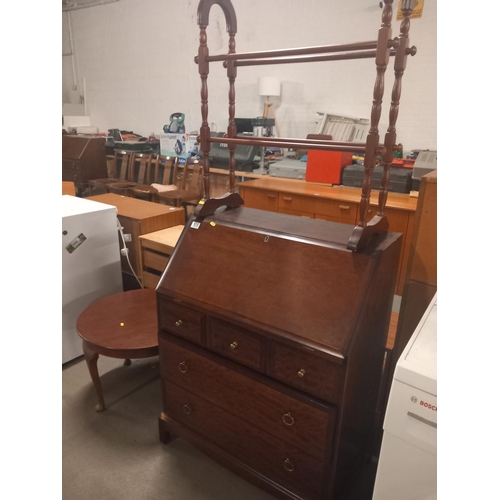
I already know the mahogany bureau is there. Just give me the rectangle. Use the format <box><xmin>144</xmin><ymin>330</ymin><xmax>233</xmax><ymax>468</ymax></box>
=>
<box><xmin>62</xmin><ymin>135</ymin><xmax>108</xmax><ymax>196</ymax></box>
<box><xmin>156</xmin><ymin>207</ymin><xmax>401</xmax><ymax>500</ymax></box>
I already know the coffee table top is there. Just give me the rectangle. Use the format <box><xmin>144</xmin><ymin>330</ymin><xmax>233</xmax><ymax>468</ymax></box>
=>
<box><xmin>76</xmin><ymin>289</ymin><xmax>158</xmax><ymax>359</ymax></box>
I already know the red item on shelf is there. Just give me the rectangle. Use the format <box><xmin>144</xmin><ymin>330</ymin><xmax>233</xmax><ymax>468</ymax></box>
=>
<box><xmin>390</xmin><ymin>158</ymin><xmax>415</xmax><ymax>169</ymax></box>
<box><xmin>306</xmin><ymin>150</ymin><xmax>353</xmax><ymax>185</ymax></box>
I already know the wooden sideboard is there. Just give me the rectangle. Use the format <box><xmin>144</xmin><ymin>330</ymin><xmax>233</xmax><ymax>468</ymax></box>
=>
<box><xmin>87</xmin><ymin>194</ymin><xmax>185</xmax><ymax>282</ymax></box>
<box><xmin>139</xmin><ymin>225</ymin><xmax>185</xmax><ymax>289</ymax></box>
<box><xmin>238</xmin><ymin>177</ymin><xmax>418</xmax><ymax>296</ymax></box>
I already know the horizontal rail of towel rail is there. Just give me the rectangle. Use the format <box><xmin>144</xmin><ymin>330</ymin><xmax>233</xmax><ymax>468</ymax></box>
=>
<box><xmin>231</xmin><ymin>49</ymin><xmax>397</xmax><ymax>67</ymax></box>
<box><xmin>198</xmin><ymin>39</ymin><xmax>400</xmax><ymax>63</ymax></box>
<box><xmin>234</xmin><ymin>135</ymin><xmax>371</xmax><ymax>149</ymax></box>
<box><xmin>207</xmin><ymin>136</ymin><xmax>377</xmax><ymax>154</ymax></box>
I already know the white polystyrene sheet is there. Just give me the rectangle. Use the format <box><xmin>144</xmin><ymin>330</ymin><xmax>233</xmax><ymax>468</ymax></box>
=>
<box><xmin>63</xmin><ymin>115</ymin><xmax>91</xmax><ymax>128</ymax></box>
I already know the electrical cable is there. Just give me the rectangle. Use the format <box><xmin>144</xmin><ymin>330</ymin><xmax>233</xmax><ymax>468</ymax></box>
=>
<box><xmin>116</xmin><ymin>217</ymin><xmax>143</xmax><ymax>288</ymax></box>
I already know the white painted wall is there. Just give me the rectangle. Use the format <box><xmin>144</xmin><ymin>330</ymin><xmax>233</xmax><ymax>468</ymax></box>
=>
<box><xmin>63</xmin><ymin>0</ymin><xmax>436</xmax><ymax>152</ymax></box>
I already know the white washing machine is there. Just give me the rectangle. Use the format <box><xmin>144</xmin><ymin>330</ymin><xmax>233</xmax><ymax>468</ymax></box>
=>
<box><xmin>372</xmin><ymin>293</ymin><xmax>437</xmax><ymax>500</ymax></box>
<box><xmin>62</xmin><ymin>195</ymin><xmax>123</xmax><ymax>364</ymax></box>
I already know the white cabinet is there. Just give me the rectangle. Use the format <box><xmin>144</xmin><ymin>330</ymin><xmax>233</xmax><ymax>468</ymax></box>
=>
<box><xmin>373</xmin><ymin>294</ymin><xmax>437</xmax><ymax>500</ymax></box>
<box><xmin>62</xmin><ymin>196</ymin><xmax>123</xmax><ymax>364</ymax></box>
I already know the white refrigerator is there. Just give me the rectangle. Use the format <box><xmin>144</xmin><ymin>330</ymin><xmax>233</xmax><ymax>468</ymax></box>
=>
<box><xmin>372</xmin><ymin>293</ymin><xmax>437</xmax><ymax>500</ymax></box>
<box><xmin>62</xmin><ymin>195</ymin><xmax>123</xmax><ymax>364</ymax></box>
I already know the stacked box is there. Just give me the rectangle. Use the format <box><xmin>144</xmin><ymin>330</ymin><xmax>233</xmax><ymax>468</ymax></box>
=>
<box><xmin>342</xmin><ymin>164</ymin><xmax>412</xmax><ymax>193</ymax></box>
<box><xmin>269</xmin><ymin>158</ymin><xmax>307</xmax><ymax>179</ymax></box>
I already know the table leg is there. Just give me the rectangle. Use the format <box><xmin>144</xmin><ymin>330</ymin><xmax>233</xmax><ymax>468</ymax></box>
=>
<box><xmin>123</xmin><ymin>359</ymin><xmax>131</xmax><ymax>366</ymax></box>
<box><xmin>82</xmin><ymin>341</ymin><xmax>106</xmax><ymax>412</ymax></box>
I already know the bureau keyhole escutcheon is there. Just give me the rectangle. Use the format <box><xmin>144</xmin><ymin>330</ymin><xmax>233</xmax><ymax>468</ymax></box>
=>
<box><xmin>283</xmin><ymin>458</ymin><xmax>295</xmax><ymax>472</ymax></box>
<box><xmin>282</xmin><ymin>412</ymin><xmax>295</xmax><ymax>426</ymax></box>
<box><xmin>183</xmin><ymin>404</ymin><xmax>192</xmax><ymax>415</ymax></box>
<box><xmin>297</xmin><ymin>368</ymin><xmax>306</xmax><ymax>378</ymax></box>
<box><xmin>178</xmin><ymin>361</ymin><xmax>188</xmax><ymax>373</ymax></box>
<box><xmin>175</xmin><ymin>320</ymin><xmax>183</xmax><ymax>327</ymax></box>
<box><xmin>230</xmin><ymin>341</ymin><xmax>238</xmax><ymax>350</ymax></box>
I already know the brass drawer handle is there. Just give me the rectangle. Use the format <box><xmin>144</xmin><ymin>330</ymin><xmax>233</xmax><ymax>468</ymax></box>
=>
<box><xmin>297</xmin><ymin>368</ymin><xmax>306</xmax><ymax>378</ymax></box>
<box><xmin>230</xmin><ymin>341</ymin><xmax>238</xmax><ymax>350</ymax></box>
<box><xmin>267</xmin><ymin>194</ymin><xmax>276</xmax><ymax>199</ymax></box>
<box><xmin>175</xmin><ymin>320</ymin><xmax>183</xmax><ymax>327</ymax></box>
<box><xmin>178</xmin><ymin>361</ymin><xmax>188</xmax><ymax>373</ymax></box>
<box><xmin>282</xmin><ymin>412</ymin><xmax>295</xmax><ymax>426</ymax></box>
<box><xmin>283</xmin><ymin>196</ymin><xmax>293</xmax><ymax>201</ymax></box>
<box><xmin>339</xmin><ymin>205</ymin><xmax>351</xmax><ymax>210</ymax></box>
<box><xmin>183</xmin><ymin>404</ymin><xmax>192</xmax><ymax>415</ymax></box>
<box><xmin>283</xmin><ymin>458</ymin><xmax>295</xmax><ymax>472</ymax></box>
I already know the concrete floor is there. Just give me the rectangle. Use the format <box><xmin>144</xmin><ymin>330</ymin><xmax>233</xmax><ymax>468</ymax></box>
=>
<box><xmin>62</xmin><ymin>354</ymin><xmax>379</xmax><ymax>500</ymax></box>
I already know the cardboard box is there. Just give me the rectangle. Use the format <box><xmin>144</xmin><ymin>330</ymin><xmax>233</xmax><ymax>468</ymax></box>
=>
<box><xmin>160</xmin><ymin>133</ymin><xmax>199</xmax><ymax>159</ymax></box>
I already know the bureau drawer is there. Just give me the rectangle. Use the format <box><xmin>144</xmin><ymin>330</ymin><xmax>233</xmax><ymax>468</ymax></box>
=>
<box><xmin>207</xmin><ymin>317</ymin><xmax>265</xmax><ymax>372</ymax></box>
<box><xmin>268</xmin><ymin>341</ymin><xmax>343</xmax><ymax>403</ymax></box>
<box><xmin>157</xmin><ymin>298</ymin><xmax>205</xmax><ymax>346</ymax></box>
<box><xmin>160</xmin><ymin>336</ymin><xmax>332</xmax><ymax>461</ymax></box>
<box><xmin>164</xmin><ymin>380</ymin><xmax>325</xmax><ymax>499</ymax></box>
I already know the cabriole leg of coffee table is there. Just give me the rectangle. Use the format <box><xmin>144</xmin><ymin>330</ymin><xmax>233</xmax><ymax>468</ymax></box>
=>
<box><xmin>82</xmin><ymin>341</ymin><xmax>106</xmax><ymax>412</ymax></box>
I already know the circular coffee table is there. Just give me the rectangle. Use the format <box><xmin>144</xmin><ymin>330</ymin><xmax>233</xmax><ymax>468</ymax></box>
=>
<box><xmin>76</xmin><ymin>288</ymin><xmax>159</xmax><ymax>411</ymax></box>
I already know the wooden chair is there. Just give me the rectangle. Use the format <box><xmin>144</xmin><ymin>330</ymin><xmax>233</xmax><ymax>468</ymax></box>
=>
<box><xmin>130</xmin><ymin>155</ymin><xmax>177</xmax><ymax>202</ymax></box>
<box><xmin>157</xmin><ymin>159</ymin><xmax>203</xmax><ymax>216</ymax></box>
<box><xmin>88</xmin><ymin>150</ymin><xmax>134</xmax><ymax>195</ymax></box>
<box><xmin>106</xmin><ymin>153</ymin><xmax>152</xmax><ymax>197</ymax></box>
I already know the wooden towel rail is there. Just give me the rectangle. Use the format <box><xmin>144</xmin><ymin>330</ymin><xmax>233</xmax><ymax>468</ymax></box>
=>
<box><xmin>193</xmin><ymin>0</ymin><xmax>417</xmax><ymax>251</ymax></box>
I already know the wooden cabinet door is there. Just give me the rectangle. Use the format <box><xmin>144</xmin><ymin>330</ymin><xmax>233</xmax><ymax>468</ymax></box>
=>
<box><xmin>240</xmin><ymin>188</ymin><xmax>279</xmax><ymax>212</ymax></box>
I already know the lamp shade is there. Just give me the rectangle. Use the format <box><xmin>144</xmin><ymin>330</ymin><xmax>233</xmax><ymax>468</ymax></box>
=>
<box><xmin>258</xmin><ymin>77</ymin><xmax>281</xmax><ymax>97</ymax></box>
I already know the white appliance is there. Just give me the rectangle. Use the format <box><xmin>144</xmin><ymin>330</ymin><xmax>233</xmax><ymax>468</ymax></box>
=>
<box><xmin>62</xmin><ymin>196</ymin><xmax>123</xmax><ymax>364</ymax></box>
<box><xmin>372</xmin><ymin>293</ymin><xmax>437</xmax><ymax>500</ymax></box>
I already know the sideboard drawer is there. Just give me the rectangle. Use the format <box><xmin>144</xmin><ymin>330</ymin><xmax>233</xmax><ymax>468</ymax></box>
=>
<box><xmin>268</xmin><ymin>341</ymin><xmax>344</xmax><ymax>403</ymax></box>
<box><xmin>164</xmin><ymin>380</ymin><xmax>325</xmax><ymax>499</ymax></box>
<box><xmin>157</xmin><ymin>298</ymin><xmax>205</xmax><ymax>346</ymax></box>
<box><xmin>207</xmin><ymin>317</ymin><xmax>266</xmax><ymax>372</ymax></box>
<box><xmin>315</xmin><ymin>199</ymin><xmax>358</xmax><ymax>224</ymax></box>
<box><xmin>279</xmin><ymin>193</ymin><xmax>316</xmax><ymax>214</ymax></box>
<box><xmin>142</xmin><ymin>248</ymin><xmax>170</xmax><ymax>273</ymax></box>
<box><xmin>160</xmin><ymin>336</ymin><xmax>332</xmax><ymax>461</ymax></box>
